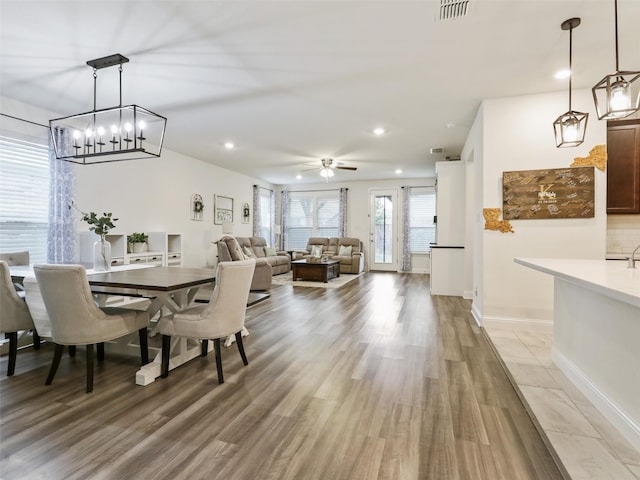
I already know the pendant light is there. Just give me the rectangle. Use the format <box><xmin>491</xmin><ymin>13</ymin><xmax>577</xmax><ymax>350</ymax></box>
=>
<box><xmin>553</xmin><ymin>18</ymin><xmax>588</xmax><ymax>148</ymax></box>
<box><xmin>592</xmin><ymin>0</ymin><xmax>640</xmax><ymax>120</ymax></box>
<box><xmin>50</xmin><ymin>53</ymin><xmax>167</xmax><ymax>165</ymax></box>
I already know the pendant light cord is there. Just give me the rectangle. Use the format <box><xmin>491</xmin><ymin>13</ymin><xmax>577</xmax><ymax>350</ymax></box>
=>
<box><xmin>614</xmin><ymin>0</ymin><xmax>620</xmax><ymax>72</ymax></box>
<box><xmin>569</xmin><ymin>23</ymin><xmax>573</xmax><ymax>111</ymax></box>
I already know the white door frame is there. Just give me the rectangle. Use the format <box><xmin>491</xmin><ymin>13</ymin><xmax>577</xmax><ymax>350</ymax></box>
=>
<box><xmin>368</xmin><ymin>188</ymin><xmax>398</xmax><ymax>272</ymax></box>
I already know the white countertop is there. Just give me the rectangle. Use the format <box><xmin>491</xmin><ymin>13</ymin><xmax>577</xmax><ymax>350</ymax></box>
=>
<box><xmin>514</xmin><ymin>258</ymin><xmax>640</xmax><ymax>308</ymax></box>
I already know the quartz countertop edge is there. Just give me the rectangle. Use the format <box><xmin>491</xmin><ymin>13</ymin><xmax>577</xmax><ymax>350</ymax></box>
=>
<box><xmin>514</xmin><ymin>257</ymin><xmax>640</xmax><ymax>308</ymax></box>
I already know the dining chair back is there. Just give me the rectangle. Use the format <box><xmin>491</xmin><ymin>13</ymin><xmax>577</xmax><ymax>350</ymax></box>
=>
<box><xmin>34</xmin><ymin>264</ymin><xmax>150</xmax><ymax>393</ymax></box>
<box><xmin>0</xmin><ymin>261</ymin><xmax>37</xmax><ymax>376</ymax></box>
<box><xmin>0</xmin><ymin>251</ymin><xmax>29</xmax><ymax>266</ymax></box>
<box><xmin>159</xmin><ymin>258</ymin><xmax>256</xmax><ymax>383</ymax></box>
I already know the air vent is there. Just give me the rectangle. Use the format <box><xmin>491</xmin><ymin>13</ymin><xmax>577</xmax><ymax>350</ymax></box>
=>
<box><xmin>430</xmin><ymin>147</ymin><xmax>444</xmax><ymax>154</ymax></box>
<box><xmin>439</xmin><ymin>0</ymin><xmax>470</xmax><ymax>20</ymax></box>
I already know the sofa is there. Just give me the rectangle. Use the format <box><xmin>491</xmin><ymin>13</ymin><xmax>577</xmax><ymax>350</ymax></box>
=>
<box><xmin>217</xmin><ymin>236</ymin><xmax>291</xmax><ymax>291</ymax></box>
<box><xmin>298</xmin><ymin>237</ymin><xmax>364</xmax><ymax>274</ymax></box>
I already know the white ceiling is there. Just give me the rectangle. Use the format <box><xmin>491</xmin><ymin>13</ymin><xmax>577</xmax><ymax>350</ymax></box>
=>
<box><xmin>1</xmin><ymin>0</ymin><xmax>639</xmax><ymax>185</ymax></box>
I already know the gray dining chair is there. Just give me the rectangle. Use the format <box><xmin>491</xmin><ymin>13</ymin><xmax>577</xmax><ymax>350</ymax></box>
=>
<box><xmin>0</xmin><ymin>261</ymin><xmax>38</xmax><ymax>376</ymax></box>
<box><xmin>34</xmin><ymin>264</ymin><xmax>151</xmax><ymax>393</ymax></box>
<box><xmin>159</xmin><ymin>258</ymin><xmax>255</xmax><ymax>384</ymax></box>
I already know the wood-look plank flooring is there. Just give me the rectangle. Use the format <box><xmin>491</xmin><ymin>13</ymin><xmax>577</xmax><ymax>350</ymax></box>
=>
<box><xmin>0</xmin><ymin>273</ymin><xmax>563</xmax><ymax>480</ymax></box>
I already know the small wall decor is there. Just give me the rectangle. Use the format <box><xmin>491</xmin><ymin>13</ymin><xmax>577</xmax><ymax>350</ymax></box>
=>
<box><xmin>483</xmin><ymin>208</ymin><xmax>514</xmax><ymax>233</ymax></box>
<box><xmin>214</xmin><ymin>195</ymin><xmax>233</xmax><ymax>225</ymax></box>
<box><xmin>241</xmin><ymin>202</ymin><xmax>250</xmax><ymax>224</ymax></box>
<box><xmin>191</xmin><ymin>194</ymin><xmax>204</xmax><ymax>221</ymax></box>
<box><xmin>502</xmin><ymin>166</ymin><xmax>595</xmax><ymax>220</ymax></box>
<box><xmin>571</xmin><ymin>144</ymin><xmax>607</xmax><ymax>172</ymax></box>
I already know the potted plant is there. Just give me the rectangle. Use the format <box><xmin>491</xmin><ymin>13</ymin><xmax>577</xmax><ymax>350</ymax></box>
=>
<box><xmin>127</xmin><ymin>232</ymin><xmax>149</xmax><ymax>253</ymax></box>
<box><xmin>81</xmin><ymin>211</ymin><xmax>118</xmax><ymax>271</ymax></box>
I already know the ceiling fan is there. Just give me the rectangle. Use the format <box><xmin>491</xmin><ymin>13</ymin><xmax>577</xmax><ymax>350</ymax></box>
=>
<box><xmin>304</xmin><ymin>158</ymin><xmax>357</xmax><ymax>181</ymax></box>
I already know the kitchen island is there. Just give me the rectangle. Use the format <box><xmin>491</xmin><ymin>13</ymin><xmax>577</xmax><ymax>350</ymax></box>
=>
<box><xmin>515</xmin><ymin>258</ymin><xmax>640</xmax><ymax>452</ymax></box>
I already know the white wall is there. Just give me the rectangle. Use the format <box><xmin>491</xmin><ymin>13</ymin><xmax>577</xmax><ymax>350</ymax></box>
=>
<box><xmin>465</xmin><ymin>88</ymin><xmax>607</xmax><ymax>327</ymax></box>
<box><xmin>278</xmin><ymin>177</ymin><xmax>435</xmax><ymax>272</ymax></box>
<box><xmin>75</xmin><ymin>152</ymin><xmax>271</xmax><ymax>268</ymax></box>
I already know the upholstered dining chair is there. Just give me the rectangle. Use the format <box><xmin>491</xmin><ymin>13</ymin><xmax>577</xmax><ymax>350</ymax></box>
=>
<box><xmin>159</xmin><ymin>258</ymin><xmax>256</xmax><ymax>384</ymax></box>
<box><xmin>0</xmin><ymin>250</ymin><xmax>30</xmax><ymax>292</ymax></box>
<box><xmin>0</xmin><ymin>261</ymin><xmax>38</xmax><ymax>376</ymax></box>
<box><xmin>34</xmin><ymin>264</ymin><xmax>150</xmax><ymax>393</ymax></box>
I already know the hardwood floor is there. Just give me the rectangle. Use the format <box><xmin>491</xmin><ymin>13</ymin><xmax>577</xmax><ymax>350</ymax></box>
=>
<box><xmin>0</xmin><ymin>273</ymin><xmax>563</xmax><ymax>480</ymax></box>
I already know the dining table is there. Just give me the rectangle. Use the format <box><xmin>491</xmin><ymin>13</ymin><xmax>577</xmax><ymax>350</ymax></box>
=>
<box><xmin>11</xmin><ymin>264</ymin><xmax>217</xmax><ymax>386</ymax></box>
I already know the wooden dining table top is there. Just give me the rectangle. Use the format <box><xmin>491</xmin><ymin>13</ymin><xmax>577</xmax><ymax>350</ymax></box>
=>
<box><xmin>10</xmin><ymin>265</ymin><xmax>215</xmax><ymax>292</ymax></box>
<box><xmin>82</xmin><ymin>266</ymin><xmax>215</xmax><ymax>292</ymax></box>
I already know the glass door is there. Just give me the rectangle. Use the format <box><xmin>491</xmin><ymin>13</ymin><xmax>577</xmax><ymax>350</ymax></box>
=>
<box><xmin>369</xmin><ymin>189</ymin><xmax>397</xmax><ymax>271</ymax></box>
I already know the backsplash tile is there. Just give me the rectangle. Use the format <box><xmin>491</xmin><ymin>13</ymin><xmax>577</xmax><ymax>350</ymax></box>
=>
<box><xmin>607</xmin><ymin>215</ymin><xmax>640</xmax><ymax>255</ymax></box>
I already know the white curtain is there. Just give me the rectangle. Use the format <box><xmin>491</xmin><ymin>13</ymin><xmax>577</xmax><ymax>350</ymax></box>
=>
<box><xmin>400</xmin><ymin>186</ymin><xmax>411</xmax><ymax>271</ymax></box>
<box><xmin>252</xmin><ymin>185</ymin><xmax>260</xmax><ymax>237</ymax></box>
<box><xmin>280</xmin><ymin>189</ymin><xmax>289</xmax><ymax>250</ymax></box>
<box><xmin>47</xmin><ymin>128</ymin><xmax>77</xmax><ymax>263</ymax></box>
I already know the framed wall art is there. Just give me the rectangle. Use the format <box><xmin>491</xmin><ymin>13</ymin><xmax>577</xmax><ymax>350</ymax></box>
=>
<box><xmin>214</xmin><ymin>195</ymin><xmax>234</xmax><ymax>224</ymax></box>
<box><xmin>502</xmin><ymin>166</ymin><xmax>594</xmax><ymax>220</ymax></box>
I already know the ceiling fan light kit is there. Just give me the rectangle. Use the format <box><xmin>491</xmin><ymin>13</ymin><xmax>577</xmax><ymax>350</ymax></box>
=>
<box><xmin>591</xmin><ymin>0</ymin><xmax>640</xmax><ymax>120</ymax></box>
<box><xmin>554</xmin><ymin>17</ymin><xmax>588</xmax><ymax>148</ymax></box>
<box><xmin>49</xmin><ymin>53</ymin><xmax>167</xmax><ymax>165</ymax></box>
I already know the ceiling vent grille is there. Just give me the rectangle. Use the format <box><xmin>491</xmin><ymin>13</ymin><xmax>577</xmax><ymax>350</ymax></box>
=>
<box><xmin>439</xmin><ymin>0</ymin><xmax>470</xmax><ymax>21</ymax></box>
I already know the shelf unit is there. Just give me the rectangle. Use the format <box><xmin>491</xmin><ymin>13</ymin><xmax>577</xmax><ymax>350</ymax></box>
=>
<box><xmin>79</xmin><ymin>231</ymin><xmax>182</xmax><ymax>267</ymax></box>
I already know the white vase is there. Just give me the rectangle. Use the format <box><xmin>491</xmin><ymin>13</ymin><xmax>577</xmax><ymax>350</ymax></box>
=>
<box><xmin>93</xmin><ymin>237</ymin><xmax>112</xmax><ymax>271</ymax></box>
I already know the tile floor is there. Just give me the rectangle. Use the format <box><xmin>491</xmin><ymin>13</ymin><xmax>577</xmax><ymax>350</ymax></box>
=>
<box><xmin>484</xmin><ymin>327</ymin><xmax>640</xmax><ymax>480</ymax></box>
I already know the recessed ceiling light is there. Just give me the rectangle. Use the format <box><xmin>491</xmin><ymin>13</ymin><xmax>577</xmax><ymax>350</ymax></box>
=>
<box><xmin>373</xmin><ymin>127</ymin><xmax>385</xmax><ymax>136</ymax></box>
<box><xmin>296</xmin><ymin>174</ymin><xmax>302</xmax><ymax>180</ymax></box>
<box><xmin>446</xmin><ymin>123</ymin><xmax>456</xmax><ymax>129</ymax></box>
<box><xmin>395</xmin><ymin>169</ymin><xmax>402</xmax><ymax>174</ymax></box>
<box><xmin>224</xmin><ymin>142</ymin><xmax>235</xmax><ymax>149</ymax></box>
<box><xmin>554</xmin><ymin>69</ymin><xmax>571</xmax><ymax>80</ymax></box>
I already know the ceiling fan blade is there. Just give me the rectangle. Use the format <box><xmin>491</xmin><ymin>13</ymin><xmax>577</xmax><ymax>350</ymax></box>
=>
<box><xmin>336</xmin><ymin>166</ymin><xmax>357</xmax><ymax>171</ymax></box>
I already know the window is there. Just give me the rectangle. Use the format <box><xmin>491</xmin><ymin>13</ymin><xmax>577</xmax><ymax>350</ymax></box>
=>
<box><xmin>257</xmin><ymin>187</ymin><xmax>274</xmax><ymax>243</ymax></box>
<box><xmin>286</xmin><ymin>191</ymin><xmax>339</xmax><ymax>249</ymax></box>
<box><xmin>408</xmin><ymin>187</ymin><xmax>436</xmax><ymax>253</ymax></box>
<box><xmin>0</xmin><ymin>135</ymin><xmax>49</xmax><ymax>263</ymax></box>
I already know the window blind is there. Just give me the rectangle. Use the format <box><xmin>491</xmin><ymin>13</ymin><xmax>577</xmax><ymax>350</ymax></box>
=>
<box><xmin>0</xmin><ymin>135</ymin><xmax>50</xmax><ymax>263</ymax></box>
<box><xmin>286</xmin><ymin>190</ymin><xmax>340</xmax><ymax>249</ymax></box>
<box><xmin>409</xmin><ymin>187</ymin><xmax>436</xmax><ymax>253</ymax></box>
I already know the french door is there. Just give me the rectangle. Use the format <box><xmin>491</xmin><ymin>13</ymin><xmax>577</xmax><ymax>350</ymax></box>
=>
<box><xmin>369</xmin><ymin>189</ymin><xmax>397</xmax><ymax>271</ymax></box>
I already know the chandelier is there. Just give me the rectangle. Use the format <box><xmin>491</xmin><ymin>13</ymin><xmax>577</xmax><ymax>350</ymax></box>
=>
<box><xmin>591</xmin><ymin>0</ymin><xmax>640</xmax><ymax>120</ymax></box>
<box><xmin>553</xmin><ymin>18</ymin><xmax>588</xmax><ymax>148</ymax></box>
<box><xmin>49</xmin><ymin>53</ymin><xmax>167</xmax><ymax>165</ymax></box>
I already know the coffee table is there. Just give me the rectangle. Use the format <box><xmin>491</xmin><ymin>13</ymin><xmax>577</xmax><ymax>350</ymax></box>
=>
<box><xmin>291</xmin><ymin>259</ymin><xmax>340</xmax><ymax>283</ymax></box>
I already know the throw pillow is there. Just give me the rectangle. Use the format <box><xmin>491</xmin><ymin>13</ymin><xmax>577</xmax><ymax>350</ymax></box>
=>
<box><xmin>338</xmin><ymin>244</ymin><xmax>352</xmax><ymax>256</ymax></box>
<box><xmin>242</xmin><ymin>246</ymin><xmax>255</xmax><ymax>258</ymax></box>
<box><xmin>310</xmin><ymin>245</ymin><xmax>323</xmax><ymax>257</ymax></box>
<box><xmin>264</xmin><ymin>246</ymin><xmax>277</xmax><ymax>256</ymax></box>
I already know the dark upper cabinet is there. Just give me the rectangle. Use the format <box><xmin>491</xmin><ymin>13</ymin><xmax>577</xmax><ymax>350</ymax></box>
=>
<box><xmin>607</xmin><ymin>119</ymin><xmax>640</xmax><ymax>214</ymax></box>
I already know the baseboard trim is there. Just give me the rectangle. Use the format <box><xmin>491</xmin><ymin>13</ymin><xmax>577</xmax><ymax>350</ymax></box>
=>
<box><xmin>480</xmin><ymin>315</ymin><xmax>553</xmax><ymax>333</ymax></box>
<box><xmin>552</xmin><ymin>348</ymin><xmax>640</xmax><ymax>453</ymax></box>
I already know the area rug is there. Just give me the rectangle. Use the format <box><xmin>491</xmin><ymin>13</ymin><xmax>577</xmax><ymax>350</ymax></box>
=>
<box><xmin>271</xmin><ymin>272</ymin><xmax>363</xmax><ymax>289</ymax></box>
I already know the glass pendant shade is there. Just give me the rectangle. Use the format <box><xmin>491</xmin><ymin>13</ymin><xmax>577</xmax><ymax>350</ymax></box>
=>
<box><xmin>592</xmin><ymin>72</ymin><xmax>640</xmax><ymax>120</ymax></box>
<box><xmin>553</xmin><ymin>110</ymin><xmax>588</xmax><ymax>148</ymax></box>
<box><xmin>50</xmin><ymin>105</ymin><xmax>166</xmax><ymax>164</ymax></box>
<box><xmin>592</xmin><ymin>0</ymin><xmax>640</xmax><ymax>120</ymax></box>
<box><xmin>320</xmin><ymin>168</ymin><xmax>334</xmax><ymax>178</ymax></box>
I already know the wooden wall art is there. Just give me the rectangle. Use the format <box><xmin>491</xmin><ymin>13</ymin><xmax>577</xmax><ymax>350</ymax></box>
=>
<box><xmin>571</xmin><ymin>144</ymin><xmax>607</xmax><ymax>171</ymax></box>
<box><xmin>483</xmin><ymin>208</ymin><xmax>514</xmax><ymax>233</ymax></box>
<box><xmin>502</xmin><ymin>166</ymin><xmax>594</xmax><ymax>220</ymax></box>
